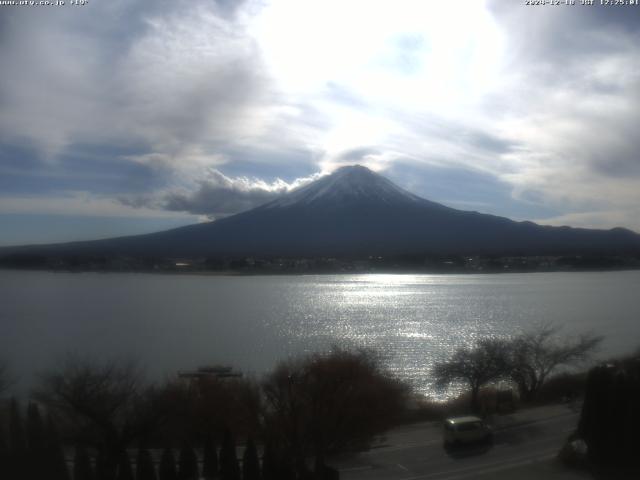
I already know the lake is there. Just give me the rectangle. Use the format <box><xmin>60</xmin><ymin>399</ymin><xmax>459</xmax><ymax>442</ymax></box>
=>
<box><xmin>1</xmin><ymin>269</ymin><xmax>639</xmax><ymax>399</ymax></box>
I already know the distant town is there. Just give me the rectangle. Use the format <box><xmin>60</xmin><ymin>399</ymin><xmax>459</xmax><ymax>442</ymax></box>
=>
<box><xmin>2</xmin><ymin>252</ymin><xmax>639</xmax><ymax>274</ymax></box>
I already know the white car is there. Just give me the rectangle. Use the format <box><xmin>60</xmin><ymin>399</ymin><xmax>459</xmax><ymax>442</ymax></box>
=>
<box><xmin>443</xmin><ymin>416</ymin><xmax>493</xmax><ymax>449</ymax></box>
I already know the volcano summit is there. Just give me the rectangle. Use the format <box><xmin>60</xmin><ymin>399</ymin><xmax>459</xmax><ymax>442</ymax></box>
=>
<box><xmin>2</xmin><ymin>165</ymin><xmax>640</xmax><ymax>260</ymax></box>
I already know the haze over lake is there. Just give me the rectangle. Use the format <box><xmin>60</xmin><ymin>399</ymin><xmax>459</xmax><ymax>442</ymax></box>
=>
<box><xmin>1</xmin><ymin>269</ymin><xmax>639</xmax><ymax>399</ymax></box>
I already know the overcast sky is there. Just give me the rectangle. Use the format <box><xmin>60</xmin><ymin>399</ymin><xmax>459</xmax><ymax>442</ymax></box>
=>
<box><xmin>1</xmin><ymin>0</ymin><xmax>639</xmax><ymax>245</ymax></box>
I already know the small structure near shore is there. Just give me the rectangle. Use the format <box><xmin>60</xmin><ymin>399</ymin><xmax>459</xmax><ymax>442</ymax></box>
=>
<box><xmin>178</xmin><ymin>365</ymin><xmax>243</xmax><ymax>380</ymax></box>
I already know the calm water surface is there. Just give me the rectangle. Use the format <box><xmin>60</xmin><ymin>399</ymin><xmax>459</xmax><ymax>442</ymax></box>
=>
<box><xmin>1</xmin><ymin>270</ymin><xmax>639</xmax><ymax>398</ymax></box>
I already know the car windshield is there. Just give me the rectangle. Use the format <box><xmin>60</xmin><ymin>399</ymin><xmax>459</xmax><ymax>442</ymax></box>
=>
<box><xmin>456</xmin><ymin>422</ymin><xmax>483</xmax><ymax>431</ymax></box>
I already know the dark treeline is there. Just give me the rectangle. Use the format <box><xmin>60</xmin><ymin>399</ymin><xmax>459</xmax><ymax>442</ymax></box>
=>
<box><xmin>0</xmin><ymin>327</ymin><xmax>607</xmax><ymax>479</ymax></box>
<box><xmin>0</xmin><ymin>399</ymin><xmax>69</xmax><ymax>480</ymax></box>
<box><xmin>0</xmin><ymin>348</ymin><xmax>407</xmax><ymax>480</ymax></box>
<box><xmin>577</xmin><ymin>349</ymin><xmax>640</xmax><ymax>476</ymax></box>
<box><xmin>2</xmin><ymin>252</ymin><xmax>639</xmax><ymax>274</ymax></box>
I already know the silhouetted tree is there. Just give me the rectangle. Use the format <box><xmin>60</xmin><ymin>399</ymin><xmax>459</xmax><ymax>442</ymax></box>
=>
<box><xmin>115</xmin><ymin>450</ymin><xmax>134</xmax><ymax>480</ymax></box>
<box><xmin>96</xmin><ymin>448</ymin><xmax>115</xmax><ymax>480</ymax></box>
<box><xmin>262</xmin><ymin>348</ymin><xmax>409</xmax><ymax>474</ymax></box>
<box><xmin>178</xmin><ymin>444</ymin><xmax>198</xmax><ymax>480</ymax></box>
<box><xmin>578</xmin><ymin>351</ymin><xmax>640</xmax><ymax>470</ymax></box>
<box><xmin>159</xmin><ymin>373</ymin><xmax>261</xmax><ymax>444</ymax></box>
<box><xmin>0</xmin><ymin>423</ymin><xmax>9</xmax><ymax>480</ymax></box>
<box><xmin>46</xmin><ymin>415</ymin><xmax>70</xmax><ymax>480</ymax></box>
<box><xmin>74</xmin><ymin>445</ymin><xmax>95</xmax><ymax>480</ymax></box>
<box><xmin>260</xmin><ymin>442</ymin><xmax>294</xmax><ymax>480</ymax></box>
<box><xmin>507</xmin><ymin>325</ymin><xmax>602</xmax><ymax>402</ymax></box>
<box><xmin>219</xmin><ymin>429</ymin><xmax>240</xmax><ymax>480</ymax></box>
<box><xmin>159</xmin><ymin>448</ymin><xmax>178</xmax><ymax>480</ymax></box>
<box><xmin>242</xmin><ymin>437</ymin><xmax>260</xmax><ymax>480</ymax></box>
<box><xmin>34</xmin><ymin>355</ymin><xmax>167</xmax><ymax>474</ymax></box>
<box><xmin>261</xmin><ymin>443</ymin><xmax>278</xmax><ymax>480</ymax></box>
<box><xmin>315</xmin><ymin>457</ymin><xmax>340</xmax><ymax>480</ymax></box>
<box><xmin>278</xmin><ymin>459</ymin><xmax>295</xmax><ymax>480</ymax></box>
<box><xmin>202</xmin><ymin>437</ymin><xmax>218</xmax><ymax>479</ymax></box>
<box><xmin>9</xmin><ymin>398</ymin><xmax>26</xmax><ymax>479</ymax></box>
<box><xmin>433</xmin><ymin>339</ymin><xmax>510</xmax><ymax>412</ymax></box>
<box><xmin>26</xmin><ymin>402</ymin><xmax>47</xmax><ymax>479</ymax></box>
<box><xmin>136</xmin><ymin>447</ymin><xmax>157</xmax><ymax>480</ymax></box>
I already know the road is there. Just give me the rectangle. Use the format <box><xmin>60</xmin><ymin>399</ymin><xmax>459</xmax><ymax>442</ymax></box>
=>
<box><xmin>332</xmin><ymin>406</ymin><xmax>585</xmax><ymax>480</ymax></box>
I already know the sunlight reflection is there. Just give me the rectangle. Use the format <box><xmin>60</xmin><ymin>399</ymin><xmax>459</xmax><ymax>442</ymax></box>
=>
<box><xmin>273</xmin><ymin>273</ymin><xmax>528</xmax><ymax>400</ymax></box>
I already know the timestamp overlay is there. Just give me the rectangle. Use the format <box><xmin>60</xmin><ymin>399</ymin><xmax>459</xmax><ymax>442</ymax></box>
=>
<box><xmin>525</xmin><ymin>0</ymin><xmax>640</xmax><ymax>6</ymax></box>
<box><xmin>0</xmin><ymin>0</ymin><xmax>88</xmax><ymax>7</ymax></box>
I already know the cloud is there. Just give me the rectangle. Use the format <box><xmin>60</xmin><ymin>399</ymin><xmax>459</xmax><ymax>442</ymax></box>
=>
<box><xmin>478</xmin><ymin>2</ymin><xmax>640</xmax><ymax>228</ymax></box>
<box><xmin>121</xmin><ymin>169</ymin><xmax>322</xmax><ymax>218</ymax></box>
<box><xmin>2</xmin><ymin>0</ymin><xmax>640</xmax><ymax>240</ymax></box>
<box><xmin>0</xmin><ymin>191</ymin><xmax>196</xmax><ymax>219</ymax></box>
<box><xmin>535</xmin><ymin>209</ymin><xmax>640</xmax><ymax>233</ymax></box>
<box><xmin>0</xmin><ymin>0</ymin><xmax>271</xmax><ymax>165</ymax></box>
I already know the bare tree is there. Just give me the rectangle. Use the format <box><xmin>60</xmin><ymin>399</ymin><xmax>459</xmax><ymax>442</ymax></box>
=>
<box><xmin>33</xmin><ymin>354</ymin><xmax>165</xmax><ymax>477</ymax></box>
<box><xmin>507</xmin><ymin>325</ymin><xmax>602</xmax><ymax>402</ymax></box>
<box><xmin>262</xmin><ymin>348</ymin><xmax>409</xmax><ymax>475</ymax></box>
<box><xmin>433</xmin><ymin>339</ymin><xmax>510</xmax><ymax>412</ymax></box>
<box><xmin>155</xmin><ymin>373</ymin><xmax>262</xmax><ymax>445</ymax></box>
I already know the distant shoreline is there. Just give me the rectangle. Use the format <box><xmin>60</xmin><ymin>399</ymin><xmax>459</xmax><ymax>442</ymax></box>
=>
<box><xmin>2</xmin><ymin>250</ymin><xmax>640</xmax><ymax>276</ymax></box>
<box><xmin>2</xmin><ymin>265</ymin><xmax>640</xmax><ymax>276</ymax></box>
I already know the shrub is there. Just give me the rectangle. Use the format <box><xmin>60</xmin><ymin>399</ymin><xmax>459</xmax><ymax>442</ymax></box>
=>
<box><xmin>136</xmin><ymin>447</ymin><xmax>157</xmax><ymax>480</ymax></box>
<box><xmin>201</xmin><ymin>437</ymin><xmax>218</xmax><ymax>479</ymax></box>
<box><xmin>115</xmin><ymin>451</ymin><xmax>134</xmax><ymax>480</ymax></box>
<box><xmin>73</xmin><ymin>445</ymin><xmax>94</xmax><ymax>480</ymax></box>
<box><xmin>178</xmin><ymin>444</ymin><xmax>198</xmax><ymax>480</ymax></box>
<box><xmin>219</xmin><ymin>429</ymin><xmax>240</xmax><ymax>480</ymax></box>
<box><xmin>45</xmin><ymin>415</ymin><xmax>70</xmax><ymax>480</ymax></box>
<box><xmin>242</xmin><ymin>437</ymin><xmax>260</xmax><ymax>480</ymax></box>
<box><xmin>26</xmin><ymin>402</ymin><xmax>47</xmax><ymax>479</ymax></box>
<box><xmin>159</xmin><ymin>448</ymin><xmax>178</xmax><ymax>480</ymax></box>
<box><xmin>9</xmin><ymin>398</ymin><xmax>26</xmax><ymax>478</ymax></box>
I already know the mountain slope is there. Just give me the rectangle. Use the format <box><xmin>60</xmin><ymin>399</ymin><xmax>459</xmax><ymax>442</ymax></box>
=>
<box><xmin>2</xmin><ymin>165</ymin><xmax>640</xmax><ymax>258</ymax></box>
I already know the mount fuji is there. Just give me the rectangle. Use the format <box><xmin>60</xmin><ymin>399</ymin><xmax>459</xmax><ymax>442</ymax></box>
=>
<box><xmin>2</xmin><ymin>165</ymin><xmax>640</xmax><ymax>259</ymax></box>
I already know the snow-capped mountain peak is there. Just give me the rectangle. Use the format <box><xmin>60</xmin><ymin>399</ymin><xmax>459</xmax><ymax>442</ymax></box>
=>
<box><xmin>3</xmin><ymin>164</ymin><xmax>640</xmax><ymax>259</ymax></box>
<box><xmin>265</xmin><ymin>165</ymin><xmax>424</xmax><ymax>209</ymax></box>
